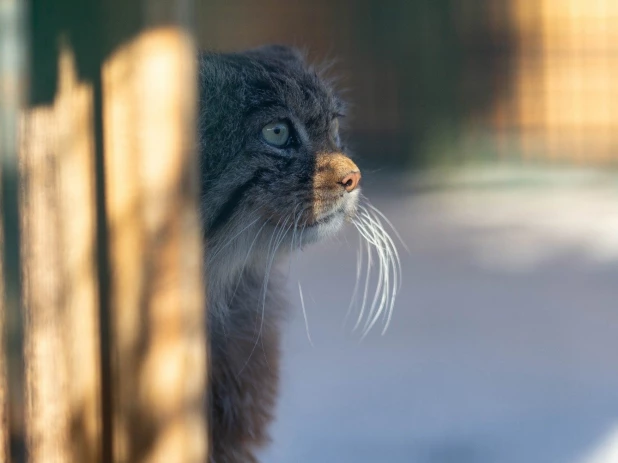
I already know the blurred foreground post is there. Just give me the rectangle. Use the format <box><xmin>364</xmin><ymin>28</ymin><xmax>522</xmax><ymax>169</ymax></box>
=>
<box><xmin>1</xmin><ymin>0</ymin><xmax>207</xmax><ymax>462</ymax></box>
<box><xmin>100</xmin><ymin>7</ymin><xmax>207</xmax><ymax>463</ymax></box>
<box><xmin>0</xmin><ymin>0</ymin><xmax>27</xmax><ymax>461</ymax></box>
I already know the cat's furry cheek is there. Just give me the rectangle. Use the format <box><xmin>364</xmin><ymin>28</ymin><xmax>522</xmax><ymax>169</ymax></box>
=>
<box><xmin>308</xmin><ymin>188</ymin><xmax>360</xmax><ymax>243</ymax></box>
<box><xmin>345</xmin><ymin>188</ymin><xmax>361</xmax><ymax>216</ymax></box>
<box><xmin>316</xmin><ymin>213</ymin><xmax>347</xmax><ymax>240</ymax></box>
<box><xmin>297</xmin><ymin>211</ymin><xmax>346</xmax><ymax>246</ymax></box>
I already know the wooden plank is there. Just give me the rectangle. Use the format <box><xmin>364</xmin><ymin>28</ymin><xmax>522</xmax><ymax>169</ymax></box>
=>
<box><xmin>97</xmin><ymin>3</ymin><xmax>207</xmax><ymax>462</ymax></box>
<box><xmin>7</xmin><ymin>0</ymin><xmax>207</xmax><ymax>461</ymax></box>
<box><xmin>18</xmin><ymin>45</ymin><xmax>102</xmax><ymax>462</ymax></box>
<box><xmin>102</xmin><ymin>27</ymin><xmax>207</xmax><ymax>463</ymax></box>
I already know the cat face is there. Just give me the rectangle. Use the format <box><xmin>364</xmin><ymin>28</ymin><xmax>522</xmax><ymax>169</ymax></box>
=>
<box><xmin>198</xmin><ymin>45</ymin><xmax>360</xmax><ymax>249</ymax></box>
<box><xmin>199</xmin><ymin>45</ymin><xmax>402</xmax><ymax>336</ymax></box>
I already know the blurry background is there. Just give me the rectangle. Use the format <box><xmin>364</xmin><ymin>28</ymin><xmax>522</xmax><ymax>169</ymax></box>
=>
<box><xmin>198</xmin><ymin>1</ymin><xmax>618</xmax><ymax>463</ymax></box>
<box><xmin>198</xmin><ymin>0</ymin><xmax>618</xmax><ymax>169</ymax></box>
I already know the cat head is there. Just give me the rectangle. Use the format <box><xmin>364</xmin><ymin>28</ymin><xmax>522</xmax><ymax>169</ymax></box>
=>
<box><xmin>199</xmin><ymin>45</ymin><xmax>401</xmax><ymax>335</ymax></box>
<box><xmin>198</xmin><ymin>45</ymin><xmax>359</xmax><ymax>247</ymax></box>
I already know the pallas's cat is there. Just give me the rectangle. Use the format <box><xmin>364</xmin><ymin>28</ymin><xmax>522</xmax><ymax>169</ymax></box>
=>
<box><xmin>199</xmin><ymin>45</ymin><xmax>400</xmax><ymax>462</ymax></box>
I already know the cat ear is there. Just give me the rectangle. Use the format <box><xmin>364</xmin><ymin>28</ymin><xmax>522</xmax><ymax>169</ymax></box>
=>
<box><xmin>245</xmin><ymin>44</ymin><xmax>305</xmax><ymax>65</ymax></box>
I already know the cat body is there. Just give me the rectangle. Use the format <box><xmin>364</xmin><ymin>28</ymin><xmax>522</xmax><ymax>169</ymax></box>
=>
<box><xmin>198</xmin><ymin>45</ymin><xmax>361</xmax><ymax>462</ymax></box>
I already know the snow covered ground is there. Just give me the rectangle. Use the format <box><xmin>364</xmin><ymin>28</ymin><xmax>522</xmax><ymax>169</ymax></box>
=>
<box><xmin>261</xmin><ymin>168</ymin><xmax>618</xmax><ymax>463</ymax></box>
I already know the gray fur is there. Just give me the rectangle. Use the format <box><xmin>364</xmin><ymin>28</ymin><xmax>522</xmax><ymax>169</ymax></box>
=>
<box><xmin>198</xmin><ymin>45</ymin><xmax>353</xmax><ymax>462</ymax></box>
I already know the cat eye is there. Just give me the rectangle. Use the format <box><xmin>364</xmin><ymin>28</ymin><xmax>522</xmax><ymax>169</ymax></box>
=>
<box><xmin>262</xmin><ymin>121</ymin><xmax>290</xmax><ymax>147</ymax></box>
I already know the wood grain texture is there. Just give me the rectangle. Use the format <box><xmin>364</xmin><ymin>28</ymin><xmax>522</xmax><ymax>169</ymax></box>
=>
<box><xmin>102</xmin><ymin>28</ymin><xmax>207</xmax><ymax>463</ymax></box>
<box><xmin>3</xmin><ymin>0</ymin><xmax>207</xmax><ymax>460</ymax></box>
<box><xmin>19</xmin><ymin>46</ymin><xmax>101</xmax><ymax>463</ymax></box>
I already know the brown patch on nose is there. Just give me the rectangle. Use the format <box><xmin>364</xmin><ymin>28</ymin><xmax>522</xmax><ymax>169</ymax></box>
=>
<box><xmin>312</xmin><ymin>152</ymin><xmax>361</xmax><ymax>222</ymax></box>
<box><xmin>314</xmin><ymin>153</ymin><xmax>361</xmax><ymax>190</ymax></box>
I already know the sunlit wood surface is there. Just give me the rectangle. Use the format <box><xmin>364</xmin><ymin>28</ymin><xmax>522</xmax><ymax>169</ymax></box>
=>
<box><xmin>17</xmin><ymin>47</ymin><xmax>101</xmax><ymax>463</ymax></box>
<box><xmin>1</xmin><ymin>1</ymin><xmax>207</xmax><ymax>461</ymax></box>
<box><xmin>102</xmin><ymin>28</ymin><xmax>207</xmax><ymax>463</ymax></box>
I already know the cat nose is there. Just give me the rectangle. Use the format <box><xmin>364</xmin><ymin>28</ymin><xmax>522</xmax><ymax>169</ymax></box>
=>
<box><xmin>315</xmin><ymin>152</ymin><xmax>361</xmax><ymax>193</ymax></box>
<box><xmin>340</xmin><ymin>171</ymin><xmax>361</xmax><ymax>192</ymax></box>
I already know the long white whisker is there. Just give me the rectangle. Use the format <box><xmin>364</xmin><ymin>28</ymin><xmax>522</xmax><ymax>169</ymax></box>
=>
<box><xmin>236</xmin><ymin>215</ymin><xmax>286</xmax><ymax>374</ymax></box>
<box><xmin>209</xmin><ymin>214</ymin><xmax>261</xmax><ymax>262</ymax></box>
<box><xmin>288</xmin><ymin>204</ymin><xmax>311</xmax><ymax>270</ymax></box>
<box><xmin>298</xmin><ymin>281</ymin><xmax>314</xmax><ymax>347</ymax></box>
<box><xmin>358</xmin><ymin>206</ymin><xmax>401</xmax><ymax>283</ymax></box>
<box><xmin>358</xmin><ymin>209</ymin><xmax>401</xmax><ymax>290</ymax></box>
<box><xmin>290</xmin><ymin>203</ymin><xmax>302</xmax><ymax>253</ymax></box>
<box><xmin>366</xmin><ymin>207</ymin><xmax>402</xmax><ymax>331</ymax></box>
<box><xmin>356</xmin><ymin>214</ymin><xmax>389</xmax><ymax>337</ymax></box>
<box><xmin>229</xmin><ymin>217</ymin><xmax>271</xmax><ymax>302</ymax></box>
<box><xmin>239</xmin><ymin>215</ymin><xmax>293</xmax><ymax>375</ymax></box>
<box><xmin>366</xmin><ymin>210</ymin><xmax>402</xmax><ymax>319</ymax></box>
<box><xmin>298</xmin><ymin>214</ymin><xmax>309</xmax><ymax>250</ymax></box>
<box><xmin>352</xmin><ymin>233</ymin><xmax>373</xmax><ymax>332</ymax></box>
<box><xmin>343</xmin><ymin>232</ymin><xmax>363</xmax><ymax>328</ymax></box>
<box><xmin>342</xmin><ymin>200</ymin><xmax>403</xmax><ymax>338</ymax></box>
<box><xmin>362</xmin><ymin>196</ymin><xmax>409</xmax><ymax>252</ymax></box>
<box><xmin>285</xmin><ymin>204</ymin><xmax>303</xmax><ymax>275</ymax></box>
<box><xmin>368</xmin><ymin>208</ymin><xmax>402</xmax><ymax>290</ymax></box>
<box><xmin>358</xmin><ymin>206</ymin><xmax>400</xmax><ymax>336</ymax></box>
<box><xmin>362</xmin><ymin>211</ymin><xmax>394</xmax><ymax>330</ymax></box>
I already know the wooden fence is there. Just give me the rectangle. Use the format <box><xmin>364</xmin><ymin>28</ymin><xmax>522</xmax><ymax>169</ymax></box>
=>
<box><xmin>0</xmin><ymin>0</ymin><xmax>208</xmax><ymax>462</ymax></box>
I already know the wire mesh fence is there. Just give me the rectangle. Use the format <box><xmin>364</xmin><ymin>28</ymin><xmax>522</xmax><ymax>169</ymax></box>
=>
<box><xmin>198</xmin><ymin>0</ymin><xmax>618</xmax><ymax>168</ymax></box>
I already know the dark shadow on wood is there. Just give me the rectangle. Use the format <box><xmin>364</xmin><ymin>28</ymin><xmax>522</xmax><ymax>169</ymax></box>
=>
<box><xmin>0</xmin><ymin>0</ymin><xmax>27</xmax><ymax>460</ymax></box>
<box><xmin>30</xmin><ymin>0</ymin><xmax>193</xmax><ymax>105</ymax></box>
<box><xmin>91</xmin><ymin>29</ymin><xmax>115</xmax><ymax>463</ymax></box>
